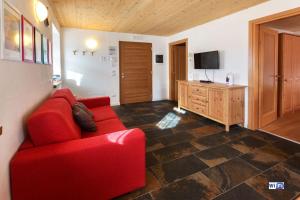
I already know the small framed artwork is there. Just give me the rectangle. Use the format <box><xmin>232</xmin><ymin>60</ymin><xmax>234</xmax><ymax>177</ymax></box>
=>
<box><xmin>1</xmin><ymin>1</ymin><xmax>22</xmax><ymax>61</ymax></box>
<box><xmin>34</xmin><ymin>28</ymin><xmax>42</xmax><ymax>63</ymax></box>
<box><xmin>48</xmin><ymin>39</ymin><xmax>52</xmax><ymax>65</ymax></box>
<box><xmin>42</xmin><ymin>35</ymin><xmax>48</xmax><ymax>64</ymax></box>
<box><xmin>21</xmin><ymin>15</ymin><xmax>34</xmax><ymax>62</ymax></box>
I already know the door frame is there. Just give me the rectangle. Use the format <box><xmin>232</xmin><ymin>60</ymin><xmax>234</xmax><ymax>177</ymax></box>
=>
<box><xmin>119</xmin><ymin>41</ymin><xmax>153</xmax><ymax>104</ymax></box>
<box><xmin>248</xmin><ymin>7</ymin><xmax>300</xmax><ymax>130</ymax></box>
<box><xmin>169</xmin><ymin>38</ymin><xmax>188</xmax><ymax>100</ymax></box>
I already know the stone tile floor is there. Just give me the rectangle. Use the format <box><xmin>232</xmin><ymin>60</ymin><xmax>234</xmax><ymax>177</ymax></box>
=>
<box><xmin>113</xmin><ymin>101</ymin><xmax>300</xmax><ymax>200</ymax></box>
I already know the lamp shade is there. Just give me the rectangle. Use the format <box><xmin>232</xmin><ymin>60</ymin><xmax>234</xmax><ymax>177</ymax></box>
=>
<box><xmin>36</xmin><ymin>1</ymin><xmax>48</xmax><ymax>22</ymax></box>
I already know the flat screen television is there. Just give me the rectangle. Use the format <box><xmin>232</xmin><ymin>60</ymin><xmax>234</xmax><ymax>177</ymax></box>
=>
<box><xmin>194</xmin><ymin>51</ymin><xmax>219</xmax><ymax>69</ymax></box>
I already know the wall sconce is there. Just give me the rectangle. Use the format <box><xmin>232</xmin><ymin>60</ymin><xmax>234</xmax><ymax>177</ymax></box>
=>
<box><xmin>35</xmin><ymin>1</ymin><xmax>49</xmax><ymax>26</ymax></box>
<box><xmin>85</xmin><ymin>39</ymin><xmax>98</xmax><ymax>50</ymax></box>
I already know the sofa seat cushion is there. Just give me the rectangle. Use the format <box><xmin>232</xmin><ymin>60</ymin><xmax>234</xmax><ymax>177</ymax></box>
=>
<box><xmin>82</xmin><ymin>118</ymin><xmax>126</xmax><ymax>138</ymax></box>
<box><xmin>90</xmin><ymin>106</ymin><xmax>118</xmax><ymax>122</ymax></box>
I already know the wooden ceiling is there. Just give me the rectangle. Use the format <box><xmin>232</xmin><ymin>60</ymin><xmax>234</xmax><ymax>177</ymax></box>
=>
<box><xmin>49</xmin><ymin>0</ymin><xmax>268</xmax><ymax>36</ymax></box>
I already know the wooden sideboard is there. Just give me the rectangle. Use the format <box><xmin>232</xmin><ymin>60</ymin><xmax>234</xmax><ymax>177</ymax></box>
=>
<box><xmin>178</xmin><ymin>81</ymin><xmax>246</xmax><ymax>131</ymax></box>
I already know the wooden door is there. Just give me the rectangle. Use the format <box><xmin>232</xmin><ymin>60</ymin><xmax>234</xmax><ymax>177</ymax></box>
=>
<box><xmin>178</xmin><ymin>82</ymin><xmax>188</xmax><ymax>108</ymax></box>
<box><xmin>208</xmin><ymin>89</ymin><xmax>225</xmax><ymax>122</ymax></box>
<box><xmin>119</xmin><ymin>41</ymin><xmax>152</xmax><ymax>104</ymax></box>
<box><xmin>174</xmin><ymin>46</ymin><xmax>186</xmax><ymax>101</ymax></box>
<box><xmin>170</xmin><ymin>43</ymin><xmax>187</xmax><ymax>101</ymax></box>
<box><xmin>292</xmin><ymin>36</ymin><xmax>300</xmax><ymax>111</ymax></box>
<box><xmin>279</xmin><ymin>34</ymin><xmax>293</xmax><ymax>116</ymax></box>
<box><xmin>259</xmin><ymin>27</ymin><xmax>279</xmax><ymax>127</ymax></box>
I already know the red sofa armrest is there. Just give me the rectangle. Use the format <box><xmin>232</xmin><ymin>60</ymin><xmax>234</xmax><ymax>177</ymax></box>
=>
<box><xmin>77</xmin><ymin>96</ymin><xmax>110</xmax><ymax>108</ymax></box>
<box><xmin>10</xmin><ymin>129</ymin><xmax>145</xmax><ymax>200</ymax></box>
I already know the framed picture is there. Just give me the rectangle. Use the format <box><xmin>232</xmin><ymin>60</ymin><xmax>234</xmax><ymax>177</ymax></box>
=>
<box><xmin>0</xmin><ymin>1</ymin><xmax>22</xmax><ymax>61</ymax></box>
<box><xmin>21</xmin><ymin>15</ymin><xmax>34</xmax><ymax>62</ymax></box>
<box><xmin>42</xmin><ymin>35</ymin><xmax>48</xmax><ymax>64</ymax></box>
<box><xmin>34</xmin><ymin>28</ymin><xmax>42</xmax><ymax>63</ymax></box>
<box><xmin>48</xmin><ymin>39</ymin><xmax>52</xmax><ymax>65</ymax></box>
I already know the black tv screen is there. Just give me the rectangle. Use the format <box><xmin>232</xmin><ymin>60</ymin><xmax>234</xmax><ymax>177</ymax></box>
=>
<box><xmin>194</xmin><ymin>51</ymin><xmax>219</xmax><ymax>69</ymax></box>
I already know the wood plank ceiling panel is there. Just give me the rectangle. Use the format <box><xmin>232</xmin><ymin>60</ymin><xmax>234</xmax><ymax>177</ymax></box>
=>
<box><xmin>49</xmin><ymin>0</ymin><xmax>268</xmax><ymax>36</ymax></box>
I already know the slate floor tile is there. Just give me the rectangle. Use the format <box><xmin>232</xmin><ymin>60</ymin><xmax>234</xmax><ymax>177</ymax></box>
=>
<box><xmin>151</xmin><ymin>172</ymin><xmax>221</xmax><ymax>200</ymax></box>
<box><xmin>115</xmin><ymin>170</ymin><xmax>160</xmax><ymax>200</ymax></box>
<box><xmin>203</xmin><ymin>157</ymin><xmax>261</xmax><ymax>191</ymax></box>
<box><xmin>174</xmin><ymin>121</ymin><xmax>204</xmax><ymax>131</ymax></box>
<box><xmin>213</xmin><ymin>183</ymin><xmax>267</xmax><ymax>200</ymax></box>
<box><xmin>228</xmin><ymin>135</ymin><xmax>267</xmax><ymax>154</ymax></box>
<box><xmin>159</xmin><ymin>132</ymin><xmax>195</xmax><ymax>146</ymax></box>
<box><xmin>152</xmin><ymin>142</ymin><xmax>199</xmax><ymax>163</ymax></box>
<box><xmin>281</xmin><ymin>153</ymin><xmax>300</xmax><ymax>175</ymax></box>
<box><xmin>192</xmin><ymin>132</ymin><xmax>231</xmax><ymax>150</ymax></box>
<box><xmin>150</xmin><ymin>155</ymin><xmax>208</xmax><ymax>184</ymax></box>
<box><xmin>146</xmin><ymin>139</ymin><xmax>165</xmax><ymax>152</ymax></box>
<box><xmin>195</xmin><ymin>144</ymin><xmax>241</xmax><ymax>167</ymax></box>
<box><xmin>190</xmin><ymin>125</ymin><xmax>224</xmax><ymax>138</ymax></box>
<box><xmin>247</xmin><ymin>165</ymin><xmax>300</xmax><ymax>200</ymax></box>
<box><xmin>146</xmin><ymin>152</ymin><xmax>159</xmax><ymax>167</ymax></box>
<box><xmin>251</xmin><ymin>130</ymin><xmax>283</xmax><ymax>143</ymax></box>
<box><xmin>272</xmin><ymin>140</ymin><xmax>300</xmax><ymax>155</ymax></box>
<box><xmin>240</xmin><ymin>144</ymin><xmax>289</xmax><ymax>171</ymax></box>
<box><xmin>225</xmin><ymin>127</ymin><xmax>251</xmax><ymax>141</ymax></box>
<box><xmin>144</xmin><ymin>128</ymin><xmax>173</xmax><ymax>140</ymax></box>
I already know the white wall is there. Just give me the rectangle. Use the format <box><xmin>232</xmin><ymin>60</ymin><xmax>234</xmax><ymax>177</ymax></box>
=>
<box><xmin>168</xmin><ymin>0</ymin><xmax>300</xmax><ymax>127</ymax></box>
<box><xmin>0</xmin><ymin>1</ymin><xmax>60</xmax><ymax>199</ymax></box>
<box><xmin>62</xmin><ymin>28</ymin><xmax>168</xmax><ymax>105</ymax></box>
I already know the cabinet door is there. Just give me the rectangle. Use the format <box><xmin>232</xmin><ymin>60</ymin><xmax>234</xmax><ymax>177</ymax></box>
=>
<box><xmin>208</xmin><ymin>89</ymin><xmax>225</xmax><ymax>122</ymax></box>
<box><xmin>178</xmin><ymin>83</ymin><xmax>188</xmax><ymax>108</ymax></box>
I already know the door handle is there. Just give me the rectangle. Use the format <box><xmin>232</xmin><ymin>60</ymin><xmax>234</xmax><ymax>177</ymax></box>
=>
<box><xmin>121</xmin><ymin>73</ymin><xmax>125</xmax><ymax>79</ymax></box>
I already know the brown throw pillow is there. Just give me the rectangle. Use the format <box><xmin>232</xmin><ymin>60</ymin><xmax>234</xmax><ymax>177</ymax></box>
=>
<box><xmin>74</xmin><ymin>102</ymin><xmax>94</xmax><ymax>118</ymax></box>
<box><xmin>72</xmin><ymin>105</ymin><xmax>97</xmax><ymax>132</ymax></box>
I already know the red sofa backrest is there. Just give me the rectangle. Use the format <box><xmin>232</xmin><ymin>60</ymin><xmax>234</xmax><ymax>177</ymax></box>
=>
<box><xmin>27</xmin><ymin>98</ymin><xmax>81</xmax><ymax>146</ymax></box>
<box><xmin>51</xmin><ymin>88</ymin><xmax>77</xmax><ymax>106</ymax></box>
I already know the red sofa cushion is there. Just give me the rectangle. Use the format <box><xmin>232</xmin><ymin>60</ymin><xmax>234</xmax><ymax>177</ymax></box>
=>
<box><xmin>27</xmin><ymin>98</ymin><xmax>81</xmax><ymax>146</ymax></box>
<box><xmin>90</xmin><ymin>106</ymin><xmax>118</xmax><ymax>122</ymax></box>
<box><xmin>82</xmin><ymin>118</ymin><xmax>126</xmax><ymax>138</ymax></box>
<box><xmin>51</xmin><ymin>88</ymin><xmax>77</xmax><ymax>106</ymax></box>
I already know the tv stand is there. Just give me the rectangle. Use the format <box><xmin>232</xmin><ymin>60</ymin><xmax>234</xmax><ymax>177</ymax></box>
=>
<box><xmin>200</xmin><ymin>80</ymin><xmax>213</xmax><ymax>83</ymax></box>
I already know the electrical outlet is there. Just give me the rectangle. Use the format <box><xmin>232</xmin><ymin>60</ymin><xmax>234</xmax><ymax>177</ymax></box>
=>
<box><xmin>0</xmin><ymin>126</ymin><xmax>2</xmax><ymax>136</ymax></box>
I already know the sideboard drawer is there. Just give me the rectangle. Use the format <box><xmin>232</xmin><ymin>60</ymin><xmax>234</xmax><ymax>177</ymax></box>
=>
<box><xmin>191</xmin><ymin>95</ymin><xmax>208</xmax><ymax>105</ymax></box>
<box><xmin>191</xmin><ymin>103</ymin><xmax>208</xmax><ymax>115</ymax></box>
<box><xmin>191</xmin><ymin>86</ymin><xmax>208</xmax><ymax>97</ymax></box>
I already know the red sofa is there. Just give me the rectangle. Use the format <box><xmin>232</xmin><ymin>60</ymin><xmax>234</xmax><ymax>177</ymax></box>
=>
<box><xmin>10</xmin><ymin>88</ymin><xmax>146</xmax><ymax>200</ymax></box>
